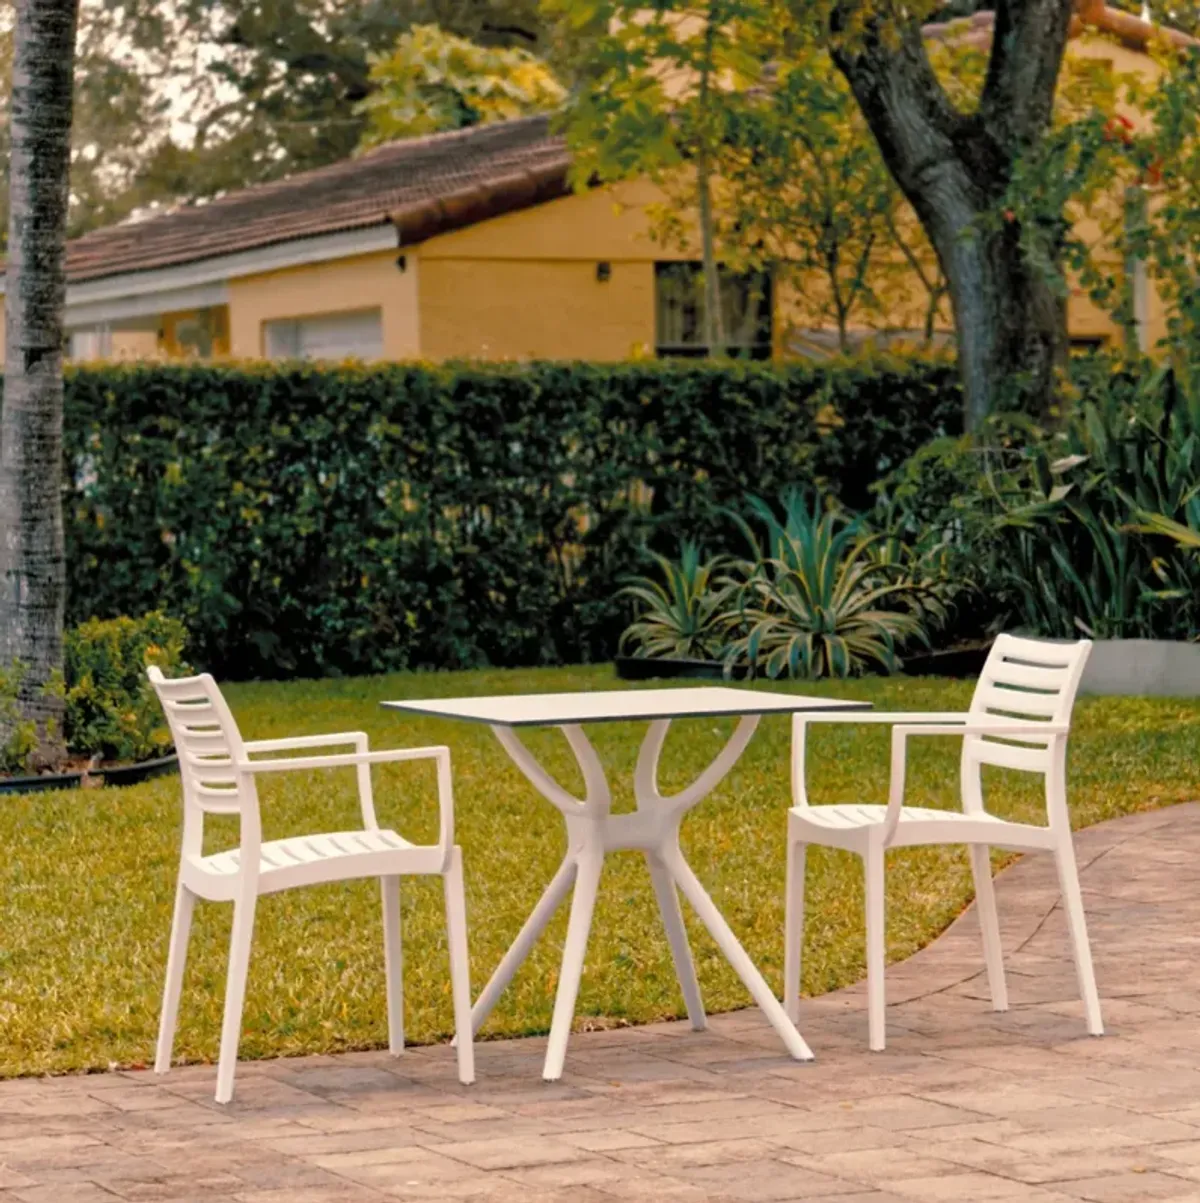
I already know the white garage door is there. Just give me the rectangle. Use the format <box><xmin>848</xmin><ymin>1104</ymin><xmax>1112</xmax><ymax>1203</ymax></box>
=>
<box><xmin>264</xmin><ymin>308</ymin><xmax>384</xmax><ymax>362</ymax></box>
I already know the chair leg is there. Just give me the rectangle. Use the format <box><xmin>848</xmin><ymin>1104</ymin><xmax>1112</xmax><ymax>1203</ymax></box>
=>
<box><xmin>784</xmin><ymin>839</ymin><xmax>807</xmax><ymax>1025</ymax></box>
<box><xmin>381</xmin><ymin>876</ymin><xmax>404</xmax><ymax>1055</ymax></box>
<box><xmin>215</xmin><ymin>894</ymin><xmax>258</xmax><ymax>1105</ymax></box>
<box><xmin>969</xmin><ymin>844</ymin><xmax>1008</xmax><ymax>1013</ymax></box>
<box><xmin>1054</xmin><ymin>835</ymin><xmax>1104</xmax><ymax>1036</ymax></box>
<box><xmin>864</xmin><ymin>842</ymin><xmax>886</xmax><ymax>1052</ymax></box>
<box><xmin>443</xmin><ymin>848</ymin><xmax>475</xmax><ymax>1085</ymax></box>
<box><xmin>155</xmin><ymin>881</ymin><xmax>196</xmax><ymax>1074</ymax></box>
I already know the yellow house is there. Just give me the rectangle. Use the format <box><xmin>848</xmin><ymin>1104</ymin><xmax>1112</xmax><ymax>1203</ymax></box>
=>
<box><xmin>3</xmin><ymin>1</ymin><xmax>1189</xmax><ymax>367</ymax></box>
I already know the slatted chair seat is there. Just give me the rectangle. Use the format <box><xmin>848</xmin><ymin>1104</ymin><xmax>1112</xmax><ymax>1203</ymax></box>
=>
<box><xmin>794</xmin><ymin>803</ymin><xmax>1019</xmax><ymax>839</ymax></box>
<box><xmin>149</xmin><ymin>667</ymin><xmax>475</xmax><ymax>1103</ymax></box>
<box><xmin>783</xmin><ymin>635</ymin><xmax>1103</xmax><ymax>1052</ymax></box>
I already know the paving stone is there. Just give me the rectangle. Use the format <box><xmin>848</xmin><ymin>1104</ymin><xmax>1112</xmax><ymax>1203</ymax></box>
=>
<box><xmin>420</xmin><ymin>1136</ymin><xmax>585</xmax><ymax>1171</ymax></box>
<box><xmin>1052</xmin><ymin>1170</ymin><xmax>1200</xmax><ymax>1201</ymax></box>
<box><xmin>4</xmin><ymin>803</ymin><xmax>1200</xmax><ymax>1203</ymax></box>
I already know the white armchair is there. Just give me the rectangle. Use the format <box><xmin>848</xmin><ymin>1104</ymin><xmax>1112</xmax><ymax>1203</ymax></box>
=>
<box><xmin>784</xmin><ymin>634</ymin><xmax>1102</xmax><ymax>1052</ymax></box>
<box><xmin>148</xmin><ymin>668</ymin><xmax>474</xmax><ymax>1102</ymax></box>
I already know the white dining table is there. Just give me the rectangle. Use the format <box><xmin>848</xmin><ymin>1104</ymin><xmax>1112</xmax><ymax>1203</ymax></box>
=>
<box><xmin>383</xmin><ymin>684</ymin><xmax>870</xmax><ymax>1080</ymax></box>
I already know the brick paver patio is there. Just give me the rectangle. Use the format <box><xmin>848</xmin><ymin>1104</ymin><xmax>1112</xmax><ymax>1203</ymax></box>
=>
<box><xmin>5</xmin><ymin>802</ymin><xmax>1200</xmax><ymax>1202</ymax></box>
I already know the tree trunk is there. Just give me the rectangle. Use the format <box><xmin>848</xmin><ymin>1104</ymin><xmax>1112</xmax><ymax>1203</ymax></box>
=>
<box><xmin>696</xmin><ymin>149</ymin><xmax>727</xmax><ymax>357</ymax></box>
<box><xmin>923</xmin><ymin>186</ymin><xmax>1066</xmax><ymax>429</ymax></box>
<box><xmin>1</xmin><ymin>0</ymin><xmax>80</xmax><ymax>768</ymax></box>
<box><xmin>695</xmin><ymin>5</ymin><xmax>726</xmax><ymax>358</ymax></box>
<box><xmin>831</xmin><ymin>0</ymin><xmax>1074</xmax><ymax>430</ymax></box>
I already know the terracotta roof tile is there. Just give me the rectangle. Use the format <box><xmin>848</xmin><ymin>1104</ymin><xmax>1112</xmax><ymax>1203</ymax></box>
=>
<box><xmin>922</xmin><ymin>2</ymin><xmax>1197</xmax><ymax>52</ymax></box>
<box><xmin>61</xmin><ymin>115</ymin><xmax>571</xmax><ymax>285</ymax></box>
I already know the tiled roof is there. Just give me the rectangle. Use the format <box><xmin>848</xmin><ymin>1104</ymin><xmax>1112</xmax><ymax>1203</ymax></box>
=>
<box><xmin>61</xmin><ymin>115</ymin><xmax>571</xmax><ymax>285</ymax></box>
<box><xmin>52</xmin><ymin>4</ymin><xmax>1196</xmax><ymax>288</ymax></box>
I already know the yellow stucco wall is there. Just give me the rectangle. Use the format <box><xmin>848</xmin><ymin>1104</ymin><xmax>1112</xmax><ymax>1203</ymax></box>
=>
<box><xmin>421</xmin><ymin>259</ymin><xmax>657</xmax><ymax>361</ymax></box>
<box><xmin>415</xmin><ymin>183</ymin><xmax>686</xmax><ymax>361</ymax></box>
<box><xmin>226</xmin><ymin>249</ymin><xmax>419</xmax><ymax>359</ymax></box>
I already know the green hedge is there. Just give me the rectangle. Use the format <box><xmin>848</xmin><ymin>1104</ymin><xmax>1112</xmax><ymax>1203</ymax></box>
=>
<box><xmin>62</xmin><ymin>358</ymin><xmax>961</xmax><ymax>679</ymax></box>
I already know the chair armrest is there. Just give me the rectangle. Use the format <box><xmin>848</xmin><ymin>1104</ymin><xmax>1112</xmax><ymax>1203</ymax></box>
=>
<box><xmin>236</xmin><ymin>746</ymin><xmax>447</xmax><ymax>774</ymax></box>
<box><xmin>881</xmin><ymin>722</ymin><xmax>1069</xmax><ymax>845</ymax></box>
<box><xmin>237</xmin><ymin>745</ymin><xmax>456</xmax><ymax>854</ymax></box>
<box><xmin>243</xmin><ymin>731</ymin><xmax>368</xmax><ymax>754</ymax></box>
<box><xmin>791</xmin><ymin>712</ymin><xmax>973</xmax><ymax>808</ymax></box>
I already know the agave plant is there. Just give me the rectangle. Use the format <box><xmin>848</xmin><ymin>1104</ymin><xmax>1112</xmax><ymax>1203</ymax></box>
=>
<box><xmin>618</xmin><ymin>541</ymin><xmax>733</xmax><ymax>660</ymax></box>
<box><xmin>723</xmin><ymin>491</ymin><xmax>932</xmax><ymax>679</ymax></box>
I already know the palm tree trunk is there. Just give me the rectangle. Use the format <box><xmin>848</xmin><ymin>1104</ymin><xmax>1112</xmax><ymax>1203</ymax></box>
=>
<box><xmin>1</xmin><ymin>0</ymin><xmax>81</xmax><ymax>768</ymax></box>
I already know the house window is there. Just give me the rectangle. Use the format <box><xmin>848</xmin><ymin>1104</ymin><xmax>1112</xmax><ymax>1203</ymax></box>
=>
<box><xmin>169</xmin><ymin>307</ymin><xmax>228</xmax><ymax>359</ymax></box>
<box><xmin>263</xmin><ymin>308</ymin><xmax>384</xmax><ymax>362</ymax></box>
<box><xmin>68</xmin><ymin>327</ymin><xmax>112</xmax><ymax>362</ymax></box>
<box><xmin>655</xmin><ymin>263</ymin><xmax>772</xmax><ymax>359</ymax></box>
<box><xmin>1069</xmin><ymin>336</ymin><xmax>1108</xmax><ymax>353</ymax></box>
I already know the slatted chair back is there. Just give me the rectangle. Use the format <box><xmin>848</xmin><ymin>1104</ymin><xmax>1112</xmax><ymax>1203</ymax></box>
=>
<box><xmin>149</xmin><ymin>668</ymin><xmax>260</xmax><ymax>850</ymax></box>
<box><xmin>963</xmin><ymin>635</ymin><xmax>1091</xmax><ymax>822</ymax></box>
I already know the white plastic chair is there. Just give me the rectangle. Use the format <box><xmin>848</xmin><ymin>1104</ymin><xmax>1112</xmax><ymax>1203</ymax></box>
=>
<box><xmin>148</xmin><ymin>667</ymin><xmax>474</xmax><ymax>1102</ymax></box>
<box><xmin>784</xmin><ymin>635</ymin><xmax>1103</xmax><ymax>1051</ymax></box>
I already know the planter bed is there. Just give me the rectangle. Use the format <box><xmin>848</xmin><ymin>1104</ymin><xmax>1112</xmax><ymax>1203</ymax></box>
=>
<box><xmin>0</xmin><ymin>752</ymin><xmax>178</xmax><ymax>796</ymax></box>
<box><xmin>614</xmin><ymin>656</ymin><xmax>752</xmax><ymax>682</ymax></box>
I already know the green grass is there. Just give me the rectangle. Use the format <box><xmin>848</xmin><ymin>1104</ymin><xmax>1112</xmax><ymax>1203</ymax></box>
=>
<box><xmin>1</xmin><ymin>665</ymin><xmax>1198</xmax><ymax>1079</ymax></box>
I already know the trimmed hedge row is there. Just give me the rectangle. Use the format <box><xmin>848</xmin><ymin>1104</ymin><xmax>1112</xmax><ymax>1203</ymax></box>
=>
<box><xmin>63</xmin><ymin>358</ymin><xmax>962</xmax><ymax>679</ymax></box>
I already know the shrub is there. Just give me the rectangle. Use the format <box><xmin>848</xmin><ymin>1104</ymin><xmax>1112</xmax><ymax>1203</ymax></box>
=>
<box><xmin>60</xmin><ymin>357</ymin><xmax>962</xmax><ymax>678</ymax></box>
<box><xmin>875</xmin><ymin>364</ymin><xmax>1200</xmax><ymax>643</ymax></box>
<box><xmin>722</xmin><ymin>492</ymin><xmax>935</xmax><ymax>678</ymax></box>
<box><xmin>64</xmin><ymin>612</ymin><xmax>190</xmax><ymax>763</ymax></box>
<box><xmin>0</xmin><ymin>663</ymin><xmax>42</xmax><ymax>774</ymax></box>
<box><xmin>617</xmin><ymin>543</ymin><xmax>732</xmax><ymax>660</ymax></box>
<box><xmin>617</xmin><ymin>491</ymin><xmax>942</xmax><ymax>678</ymax></box>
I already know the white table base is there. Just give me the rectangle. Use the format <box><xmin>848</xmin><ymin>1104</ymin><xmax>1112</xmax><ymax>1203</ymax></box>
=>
<box><xmin>468</xmin><ymin>715</ymin><xmax>814</xmax><ymax>1080</ymax></box>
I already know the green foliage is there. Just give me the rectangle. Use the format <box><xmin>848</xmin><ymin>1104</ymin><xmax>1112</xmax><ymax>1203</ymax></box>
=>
<box><xmin>876</xmin><ymin>363</ymin><xmax>1200</xmax><ymax>642</ymax></box>
<box><xmin>1006</xmin><ymin>41</ymin><xmax>1200</xmax><ymax>362</ymax></box>
<box><xmin>60</xmin><ymin>357</ymin><xmax>961</xmax><ymax>681</ymax></box>
<box><xmin>721</xmin><ymin>43</ymin><xmax>947</xmax><ymax>347</ymax></box>
<box><xmin>723</xmin><ymin>492</ymin><xmax>932</xmax><ymax>678</ymax></box>
<box><xmin>357</xmin><ymin>24</ymin><xmax>564</xmax><ymax>147</ymax></box>
<box><xmin>63</xmin><ymin>613</ymin><xmax>191</xmax><ymax>764</ymax></box>
<box><xmin>71</xmin><ymin>0</ymin><xmax>552</xmax><ymax>225</ymax></box>
<box><xmin>618</xmin><ymin>542</ymin><xmax>732</xmax><ymax>660</ymax></box>
<box><xmin>1</xmin><ymin>663</ymin><xmax>1196</xmax><ymax>1078</ymax></box>
<box><xmin>984</xmin><ymin>367</ymin><xmax>1200</xmax><ymax>640</ymax></box>
<box><xmin>0</xmin><ymin>662</ymin><xmax>40</xmax><ymax>774</ymax></box>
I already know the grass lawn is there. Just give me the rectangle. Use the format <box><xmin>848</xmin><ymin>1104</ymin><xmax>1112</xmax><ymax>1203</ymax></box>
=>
<box><xmin>1</xmin><ymin>664</ymin><xmax>1198</xmax><ymax>1079</ymax></box>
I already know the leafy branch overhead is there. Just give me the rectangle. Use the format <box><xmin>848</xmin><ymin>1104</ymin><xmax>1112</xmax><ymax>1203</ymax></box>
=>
<box><xmin>356</xmin><ymin>24</ymin><xmax>564</xmax><ymax>146</ymax></box>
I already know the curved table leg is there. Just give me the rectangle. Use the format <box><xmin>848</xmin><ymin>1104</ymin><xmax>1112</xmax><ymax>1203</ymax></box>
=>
<box><xmin>645</xmin><ymin>851</ymin><xmax>706</xmax><ymax>1030</ymax></box>
<box><xmin>476</xmin><ymin>714</ymin><xmax>811</xmax><ymax>1081</ymax></box>
<box><xmin>663</xmin><ymin>847</ymin><xmax>813</xmax><ymax>1062</ymax></box>
<box><xmin>544</xmin><ymin>842</ymin><xmax>605</xmax><ymax>1080</ymax></box>
<box><xmin>469</xmin><ymin>854</ymin><xmax>577</xmax><ymax>1037</ymax></box>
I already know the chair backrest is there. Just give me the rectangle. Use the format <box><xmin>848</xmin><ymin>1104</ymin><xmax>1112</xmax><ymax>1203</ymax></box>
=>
<box><xmin>149</xmin><ymin>668</ymin><xmax>259</xmax><ymax>846</ymax></box>
<box><xmin>963</xmin><ymin>634</ymin><xmax>1091</xmax><ymax>819</ymax></box>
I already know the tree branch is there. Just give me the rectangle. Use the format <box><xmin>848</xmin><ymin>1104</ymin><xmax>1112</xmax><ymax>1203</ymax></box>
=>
<box><xmin>979</xmin><ymin>0</ymin><xmax>1075</xmax><ymax>151</ymax></box>
<box><xmin>831</xmin><ymin>18</ymin><xmax>970</xmax><ymax>218</ymax></box>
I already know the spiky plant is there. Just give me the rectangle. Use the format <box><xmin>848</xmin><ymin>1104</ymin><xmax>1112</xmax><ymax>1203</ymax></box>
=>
<box><xmin>618</xmin><ymin>541</ymin><xmax>733</xmax><ymax>660</ymax></box>
<box><xmin>723</xmin><ymin>491</ymin><xmax>931</xmax><ymax>679</ymax></box>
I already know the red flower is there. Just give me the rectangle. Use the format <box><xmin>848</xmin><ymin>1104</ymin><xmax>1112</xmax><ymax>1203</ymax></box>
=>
<box><xmin>1102</xmin><ymin>116</ymin><xmax>1134</xmax><ymax>145</ymax></box>
<box><xmin>1003</xmin><ymin>208</ymin><xmax>1016</xmax><ymax>222</ymax></box>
